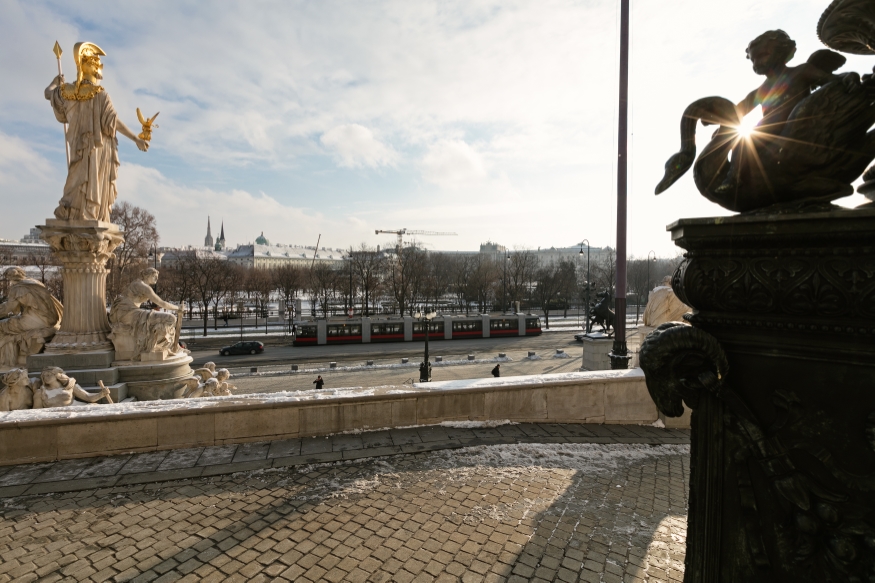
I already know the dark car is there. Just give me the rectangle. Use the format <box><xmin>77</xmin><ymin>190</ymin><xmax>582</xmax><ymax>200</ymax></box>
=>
<box><xmin>220</xmin><ymin>341</ymin><xmax>264</xmax><ymax>356</ymax></box>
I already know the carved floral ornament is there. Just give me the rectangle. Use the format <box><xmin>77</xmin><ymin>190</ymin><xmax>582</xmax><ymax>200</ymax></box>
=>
<box><xmin>671</xmin><ymin>251</ymin><xmax>875</xmax><ymax>330</ymax></box>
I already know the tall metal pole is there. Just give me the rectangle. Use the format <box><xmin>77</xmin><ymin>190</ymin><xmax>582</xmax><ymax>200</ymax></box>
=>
<box><xmin>503</xmin><ymin>253</ymin><xmax>508</xmax><ymax>313</ymax></box>
<box><xmin>610</xmin><ymin>0</ymin><xmax>631</xmax><ymax>370</ymax></box>
<box><xmin>586</xmin><ymin>243</ymin><xmax>591</xmax><ymax>333</ymax></box>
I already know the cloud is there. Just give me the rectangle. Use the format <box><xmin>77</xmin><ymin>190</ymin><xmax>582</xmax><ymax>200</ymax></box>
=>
<box><xmin>421</xmin><ymin>140</ymin><xmax>487</xmax><ymax>189</ymax></box>
<box><xmin>2</xmin><ymin>0</ymin><xmax>874</xmax><ymax>258</ymax></box>
<box><xmin>320</xmin><ymin>124</ymin><xmax>398</xmax><ymax>168</ymax></box>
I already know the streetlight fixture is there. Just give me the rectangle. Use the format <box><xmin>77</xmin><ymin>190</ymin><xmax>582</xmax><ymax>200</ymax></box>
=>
<box><xmin>414</xmin><ymin>310</ymin><xmax>437</xmax><ymax>382</ymax></box>
<box><xmin>579</xmin><ymin>240</ymin><xmax>591</xmax><ymax>333</ymax></box>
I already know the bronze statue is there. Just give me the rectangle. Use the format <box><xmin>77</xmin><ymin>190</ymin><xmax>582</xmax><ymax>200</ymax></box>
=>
<box><xmin>656</xmin><ymin>30</ymin><xmax>875</xmax><ymax>212</ymax></box>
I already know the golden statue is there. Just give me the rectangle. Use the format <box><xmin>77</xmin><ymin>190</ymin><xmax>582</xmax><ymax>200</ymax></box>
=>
<box><xmin>44</xmin><ymin>42</ymin><xmax>149</xmax><ymax>223</ymax></box>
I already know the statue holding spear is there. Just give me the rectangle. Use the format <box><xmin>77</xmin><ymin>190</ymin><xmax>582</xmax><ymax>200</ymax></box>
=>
<box><xmin>44</xmin><ymin>42</ymin><xmax>156</xmax><ymax>223</ymax></box>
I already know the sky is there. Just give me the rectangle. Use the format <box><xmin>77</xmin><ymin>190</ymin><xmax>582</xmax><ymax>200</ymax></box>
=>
<box><xmin>1</xmin><ymin>0</ymin><xmax>872</xmax><ymax>258</ymax></box>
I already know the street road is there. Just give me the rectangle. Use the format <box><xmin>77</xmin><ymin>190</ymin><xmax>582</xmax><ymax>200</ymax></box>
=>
<box><xmin>190</xmin><ymin>330</ymin><xmax>585</xmax><ymax>368</ymax></box>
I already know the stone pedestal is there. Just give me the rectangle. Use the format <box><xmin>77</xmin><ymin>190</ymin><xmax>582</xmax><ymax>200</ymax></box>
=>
<box><xmin>38</xmin><ymin>220</ymin><xmax>123</xmax><ymax>353</ymax></box>
<box><xmin>644</xmin><ymin>208</ymin><xmax>875</xmax><ymax>581</ymax></box>
<box><xmin>579</xmin><ymin>334</ymin><xmax>613</xmax><ymax>371</ymax></box>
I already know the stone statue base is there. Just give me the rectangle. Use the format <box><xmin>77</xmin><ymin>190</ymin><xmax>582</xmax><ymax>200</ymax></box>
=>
<box><xmin>38</xmin><ymin>219</ymin><xmax>123</xmax><ymax>354</ymax></box>
<box><xmin>648</xmin><ymin>207</ymin><xmax>875</xmax><ymax>581</ymax></box>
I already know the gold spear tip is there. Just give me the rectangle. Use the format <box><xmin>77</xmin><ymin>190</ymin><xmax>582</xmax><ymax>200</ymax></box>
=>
<box><xmin>52</xmin><ymin>41</ymin><xmax>62</xmax><ymax>58</ymax></box>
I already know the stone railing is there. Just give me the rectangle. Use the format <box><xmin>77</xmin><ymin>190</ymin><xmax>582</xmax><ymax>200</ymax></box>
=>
<box><xmin>0</xmin><ymin>369</ymin><xmax>676</xmax><ymax>466</ymax></box>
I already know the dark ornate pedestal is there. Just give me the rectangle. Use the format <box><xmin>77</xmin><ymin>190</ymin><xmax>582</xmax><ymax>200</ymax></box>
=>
<box><xmin>641</xmin><ymin>208</ymin><xmax>875</xmax><ymax>582</ymax></box>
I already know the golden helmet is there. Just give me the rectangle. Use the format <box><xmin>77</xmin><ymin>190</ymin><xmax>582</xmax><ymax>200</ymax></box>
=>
<box><xmin>73</xmin><ymin>42</ymin><xmax>106</xmax><ymax>86</ymax></box>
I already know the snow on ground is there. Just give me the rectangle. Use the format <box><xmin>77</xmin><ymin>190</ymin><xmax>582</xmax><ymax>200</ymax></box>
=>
<box><xmin>420</xmin><ymin>368</ymin><xmax>643</xmax><ymax>392</ymax></box>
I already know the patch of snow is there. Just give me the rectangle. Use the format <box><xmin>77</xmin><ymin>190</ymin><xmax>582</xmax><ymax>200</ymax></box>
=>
<box><xmin>552</xmin><ymin>352</ymin><xmax>573</xmax><ymax>359</ymax></box>
<box><xmin>416</xmin><ymin>368</ymin><xmax>643</xmax><ymax>392</ymax></box>
<box><xmin>440</xmin><ymin>420</ymin><xmax>517</xmax><ymax>428</ymax></box>
<box><xmin>650</xmin><ymin>419</ymin><xmax>666</xmax><ymax>428</ymax></box>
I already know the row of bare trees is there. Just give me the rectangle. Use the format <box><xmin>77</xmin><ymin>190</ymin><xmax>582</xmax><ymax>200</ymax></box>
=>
<box><xmin>148</xmin><ymin>242</ymin><xmax>681</xmax><ymax>334</ymax></box>
<box><xmin>2</xmin><ymin>201</ymin><xmax>681</xmax><ymax>333</ymax></box>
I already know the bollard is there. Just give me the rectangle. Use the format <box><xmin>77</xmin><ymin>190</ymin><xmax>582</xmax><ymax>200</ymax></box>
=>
<box><xmin>528</xmin><ymin>351</ymin><xmax>536</xmax><ymax>357</ymax></box>
<box><xmin>401</xmin><ymin>357</ymin><xmax>409</xmax><ymax>364</ymax></box>
<box><xmin>436</xmin><ymin>356</ymin><xmax>443</xmax><ymax>362</ymax></box>
<box><xmin>291</xmin><ymin>364</ymin><xmax>298</xmax><ymax>371</ymax></box>
<box><xmin>250</xmin><ymin>367</ymin><xmax>258</xmax><ymax>373</ymax></box>
<box><xmin>498</xmin><ymin>353</ymin><xmax>506</xmax><ymax>358</ymax></box>
<box><xmin>555</xmin><ymin>349</ymin><xmax>564</xmax><ymax>355</ymax></box>
<box><xmin>330</xmin><ymin>362</ymin><xmax>337</xmax><ymax>368</ymax></box>
<box><xmin>366</xmin><ymin>360</ymin><xmax>374</xmax><ymax>366</ymax></box>
<box><xmin>468</xmin><ymin>354</ymin><xmax>475</xmax><ymax>361</ymax></box>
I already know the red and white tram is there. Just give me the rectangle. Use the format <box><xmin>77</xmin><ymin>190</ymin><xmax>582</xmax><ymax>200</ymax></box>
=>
<box><xmin>293</xmin><ymin>314</ymin><xmax>542</xmax><ymax>346</ymax></box>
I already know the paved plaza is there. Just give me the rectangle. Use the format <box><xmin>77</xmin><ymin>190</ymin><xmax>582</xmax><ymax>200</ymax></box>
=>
<box><xmin>0</xmin><ymin>424</ymin><xmax>689</xmax><ymax>583</ymax></box>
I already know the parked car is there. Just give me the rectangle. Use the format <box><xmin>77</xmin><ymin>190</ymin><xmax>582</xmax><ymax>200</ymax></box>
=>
<box><xmin>220</xmin><ymin>341</ymin><xmax>264</xmax><ymax>356</ymax></box>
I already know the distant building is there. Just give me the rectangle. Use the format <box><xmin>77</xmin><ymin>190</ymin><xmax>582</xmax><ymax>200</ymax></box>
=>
<box><xmin>0</xmin><ymin>229</ymin><xmax>52</xmax><ymax>264</ymax></box>
<box><xmin>226</xmin><ymin>241</ymin><xmax>346</xmax><ymax>269</ymax></box>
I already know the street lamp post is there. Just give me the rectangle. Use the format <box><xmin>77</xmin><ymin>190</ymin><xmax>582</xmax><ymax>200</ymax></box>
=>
<box><xmin>148</xmin><ymin>243</ymin><xmax>159</xmax><ymax>296</ymax></box>
<box><xmin>415</xmin><ymin>310</ymin><xmax>436</xmax><ymax>382</ymax></box>
<box><xmin>579</xmin><ymin>240</ymin><xmax>591</xmax><ymax>333</ymax></box>
<box><xmin>504</xmin><ymin>252</ymin><xmax>510</xmax><ymax>313</ymax></box>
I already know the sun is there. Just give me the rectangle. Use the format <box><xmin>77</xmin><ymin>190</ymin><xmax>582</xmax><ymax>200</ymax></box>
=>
<box><xmin>737</xmin><ymin>105</ymin><xmax>763</xmax><ymax>138</ymax></box>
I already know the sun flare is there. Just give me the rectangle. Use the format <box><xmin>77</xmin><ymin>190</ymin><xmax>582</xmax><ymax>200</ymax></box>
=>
<box><xmin>737</xmin><ymin>105</ymin><xmax>763</xmax><ymax>138</ymax></box>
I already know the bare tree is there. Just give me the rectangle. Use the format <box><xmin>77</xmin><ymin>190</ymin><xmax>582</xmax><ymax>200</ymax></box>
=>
<box><xmin>272</xmin><ymin>264</ymin><xmax>305</xmax><ymax>314</ymax></box>
<box><xmin>507</xmin><ymin>250</ymin><xmax>537</xmax><ymax>312</ymax></box>
<box><xmin>108</xmin><ymin>202</ymin><xmax>159</xmax><ymax>300</ymax></box>
<box><xmin>309</xmin><ymin>262</ymin><xmax>338</xmax><ymax>318</ymax></box>
<box><xmin>555</xmin><ymin>259</ymin><xmax>578</xmax><ymax>317</ymax></box>
<box><xmin>349</xmin><ymin>244</ymin><xmax>385</xmax><ymax>317</ymax></box>
<box><xmin>422</xmin><ymin>253</ymin><xmax>454</xmax><ymax>312</ymax></box>
<box><xmin>24</xmin><ymin>253</ymin><xmax>57</xmax><ymax>285</ymax></box>
<box><xmin>591</xmin><ymin>247</ymin><xmax>616</xmax><ymax>296</ymax></box>
<box><xmin>188</xmin><ymin>256</ymin><xmax>227</xmax><ymax>336</ymax></box>
<box><xmin>210</xmin><ymin>263</ymin><xmax>245</xmax><ymax>330</ymax></box>
<box><xmin>532</xmin><ymin>261</ymin><xmax>567</xmax><ymax>329</ymax></box>
<box><xmin>389</xmin><ymin>246</ymin><xmax>426</xmax><ymax>316</ymax></box>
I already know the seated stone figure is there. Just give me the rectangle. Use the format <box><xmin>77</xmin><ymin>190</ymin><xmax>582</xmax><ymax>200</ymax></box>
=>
<box><xmin>643</xmin><ymin>276</ymin><xmax>691</xmax><ymax>327</ymax></box>
<box><xmin>0</xmin><ymin>368</ymin><xmax>35</xmax><ymax>411</ymax></box>
<box><xmin>0</xmin><ymin>267</ymin><xmax>63</xmax><ymax>368</ymax></box>
<box><xmin>215</xmin><ymin>369</ymin><xmax>236</xmax><ymax>396</ymax></box>
<box><xmin>109</xmin><ymin>268</ymin><xmax>183</xmax><ymax>361</ymax></box>
<box><xmin>32</xmin><ymin>366</ymin><xmax>111</xmax><ymax>408</ymax></box>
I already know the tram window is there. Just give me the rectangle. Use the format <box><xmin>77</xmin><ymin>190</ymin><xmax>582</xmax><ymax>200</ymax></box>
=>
<box><xmin>414</xmin><ymin>322</ymin><xmax>444</xmax><ymax>333</ymax></box>
<box><xmin>298</xmin><ymin>326</ymin><xmax>316</xmax><ymax>337</ymax></box>
<box><xmin>490</xmin><ymin>319</ymin><xmax>518</xmax><ymax>330</ymax></box>
<box><xmin>452</xmin><ymin>321</ymin><xmax>482</xmax><ymax>332</ymax></box>
<box><xmin>373</xmin><ymin>323</ymin><xmax>402</xmax><ymax>335</ymax></box>
<box><xmin>526</xmin><ymin>318</ymin><xmax>540</xmax><ymax>328</ymax></box>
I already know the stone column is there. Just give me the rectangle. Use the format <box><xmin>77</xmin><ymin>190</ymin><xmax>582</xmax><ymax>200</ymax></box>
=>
<box><xmin>38</xmin><ymin>219</ymin><xmax>124</xmax><ymax>353</ymax></box>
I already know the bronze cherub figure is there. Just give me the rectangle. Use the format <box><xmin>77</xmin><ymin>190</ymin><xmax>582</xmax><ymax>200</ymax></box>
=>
<box><xmin>656</xmin><ymin>29</ymin><xmax>875</xmax><ymax>213</ymax></box>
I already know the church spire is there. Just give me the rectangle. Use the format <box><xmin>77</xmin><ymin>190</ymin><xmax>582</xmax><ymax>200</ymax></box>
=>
<box><xmin>205</xmin><ymin>216</ymin><xmax>214</xmax><ymax>248</ymax></box>
<box><xmin>215</xmin><ymin>220</ymin><xmax>226</xmax><ymax>251</ymax></box>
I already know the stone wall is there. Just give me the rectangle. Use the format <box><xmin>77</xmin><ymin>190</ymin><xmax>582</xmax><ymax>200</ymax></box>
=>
<box><xmin>0</xmin><ymin>369</ymin><xmax>670</xmax><ymax>465</ymax></box>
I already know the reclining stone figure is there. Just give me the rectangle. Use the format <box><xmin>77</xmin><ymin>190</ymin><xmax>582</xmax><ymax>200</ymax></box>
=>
<box><xmin>0</xmin><ymin>267</ymin><xmax>63</xmax><ymax>368</ymax></box>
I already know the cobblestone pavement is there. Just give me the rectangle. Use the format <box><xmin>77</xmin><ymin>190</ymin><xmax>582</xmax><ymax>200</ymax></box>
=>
<box><xmin>0</xmin><ymin>424</ymin><xmax>689</xmax><ymax>583</ymax></box>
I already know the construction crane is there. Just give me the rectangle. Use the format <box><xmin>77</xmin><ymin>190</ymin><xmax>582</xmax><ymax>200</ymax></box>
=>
<box><xmin>375</xmin><ymin>228</ymin><xmax>457</xmax><ymax>252</ymax></box>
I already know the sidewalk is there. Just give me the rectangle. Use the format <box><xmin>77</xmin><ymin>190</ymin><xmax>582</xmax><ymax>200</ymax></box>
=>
<box><xmin>0</xmin><ymin>424</ymin><xmax>690</xmax><ymax>583</ymax></box>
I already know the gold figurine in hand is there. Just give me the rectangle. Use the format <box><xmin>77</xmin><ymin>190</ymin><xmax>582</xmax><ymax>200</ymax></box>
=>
<box><xmin>136</xmin><ymin>108</ymin><xmax>160</xmax><ymax>142</ymax></box>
